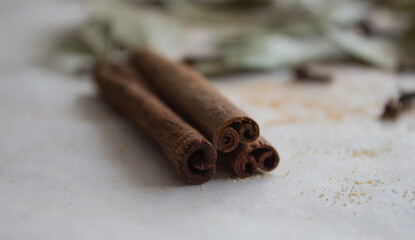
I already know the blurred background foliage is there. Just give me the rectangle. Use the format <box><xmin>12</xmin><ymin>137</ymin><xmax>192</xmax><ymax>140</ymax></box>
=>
<box><xmin>58</xmin><ymin>0</ymin><xmax>415</xmax><ymax>76</ymax></box>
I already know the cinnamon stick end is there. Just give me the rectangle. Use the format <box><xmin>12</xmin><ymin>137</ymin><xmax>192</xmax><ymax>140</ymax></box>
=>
<box><xmin>214</xmin><ymin>117</ymin><xmax>260</xmax><ymax>153</ymax></box>
<box><xmin>232</xmin><ymin>155</ymin><xmax>258</xmax><ymax>179</ymax></box>
<box><xmin>179</xmin><ymin>139</ymin><xmax>217</xmax><ymax>185</ymax></box>
<box><xmin>238</xmin><ymin>120</ymin><xmax>260</xmax><ymax>144</ymax></box>
<box><xmin>250</xmin><ymin>146</ymin><xmax>280</xmax><ymax>172</ymax></box>
<box><xmin>212</xmin><ymin>126</ymin><xmax>240</xmax><ymax>153</ymax></box>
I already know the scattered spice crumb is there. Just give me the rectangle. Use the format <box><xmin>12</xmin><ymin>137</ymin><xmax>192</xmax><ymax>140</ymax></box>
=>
<box><xmin>381</xmin><ymin>91</ymin><xmax>415</xmax><ymax>120</ymax></box>
<box><xmin>352</xmin><ymin>150</ymin><xmax>378</xmax><ymax>158</ymax></box>
<box><xmin>293</xmin><ymin>65</ymin><xmax>332</xmax><ymax>83</ymax></box>
<box><xmin>301</xmin><ymin>191</ymin><xmax>304</xmax><ymax>195</ymax></box>
<box><xmin>285</xmin><ymin>171</ymin><xmax>290</xmax><ymax>176</ymax></box>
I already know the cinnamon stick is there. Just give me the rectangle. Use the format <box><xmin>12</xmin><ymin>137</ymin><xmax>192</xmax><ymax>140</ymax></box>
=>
<box><xmin>130</xmin><ymin>49</ymin><xmax>260</xmax><ymax>153</ymax></box>
<box><xmin>94</xmin><ymin>63</ymin><xmax>217</xmax><ymax>184</ymax></box>
<box><xmin>220</xmin><ymin>137</ymin><xmax>280</xmax><ymax>178</ymax></box>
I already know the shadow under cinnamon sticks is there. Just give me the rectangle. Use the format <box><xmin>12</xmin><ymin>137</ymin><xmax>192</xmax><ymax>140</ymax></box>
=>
<box><xmin>76</xmin><ymin>93</ymin><xmax>237</xmax><ymax>186</ymax></box>
<box><xmin>94</xmin><ymin>64</ymin><xmax>218</xmax><ymax>185</ymax></box>
<box><xmin>76</xmin><ymin>94</ymin><xmax>185</xmax><ymax>187</ymax></box>
<box><xmin>83</xmin><ymin>53</ymin><xmax>280</xmax><ymax>184</ymax></box>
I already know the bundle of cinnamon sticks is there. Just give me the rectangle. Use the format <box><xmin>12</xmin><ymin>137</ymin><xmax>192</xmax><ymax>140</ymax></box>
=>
<box><xmin>94</xmin><ymin>49</ymin><xmax>280</xmax><ymax>184</ymax></box>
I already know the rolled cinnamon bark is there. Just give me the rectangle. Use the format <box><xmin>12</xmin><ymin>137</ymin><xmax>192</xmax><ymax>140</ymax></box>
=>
<box><xmin>94</xmin><ymin>63</ymin><xmax>217</xmax><ymax>184</ymax></box>
<box><xmin>220</xmin><ymin>137</ymin><xmax>279</xmax><ymax>178</ymax></box>
<box><xmin>130</xmin><ymin>49</ymin><xmax>260</xmax><ymax>153</ymax></box>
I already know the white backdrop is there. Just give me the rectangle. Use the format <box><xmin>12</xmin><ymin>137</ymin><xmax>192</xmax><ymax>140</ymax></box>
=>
<box><xmin>0</xmin><ymin>1</ymin><xmax>414</xmax><ymax>239</ymax></box>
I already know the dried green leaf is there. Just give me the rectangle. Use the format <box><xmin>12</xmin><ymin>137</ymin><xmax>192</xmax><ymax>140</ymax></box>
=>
<box><xmin>218</xmin><ymin>33</ymin><xmax>343</xmax><ymax>71</ymax></box>
<box><xmin>322</xmin><ymin>24</ymin><xmax>399</xmax><ymax>70</ymax></box>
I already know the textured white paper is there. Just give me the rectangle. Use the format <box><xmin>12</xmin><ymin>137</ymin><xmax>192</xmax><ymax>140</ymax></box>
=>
<box><xmin>0</xmin><ymin>1</ymin><xmax>414</xmax><ymax>239</ymax></box>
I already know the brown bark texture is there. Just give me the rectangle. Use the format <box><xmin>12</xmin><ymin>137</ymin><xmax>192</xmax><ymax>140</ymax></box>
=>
<box><xmin>130</xmin><ymin>49</ymin><xmax>260</xmax><ymax>153</ymax></box>
<box><xmin>94</xmin><ymin>63</ymin><xmax>217</xmax><ymax>184</ymax></box>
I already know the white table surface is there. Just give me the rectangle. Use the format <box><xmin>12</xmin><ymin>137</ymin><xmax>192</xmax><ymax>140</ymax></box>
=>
<box><xmin>1</xmin><ymin>1</ymin><xmax>414</xmax><ymax>239</ymax></box>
